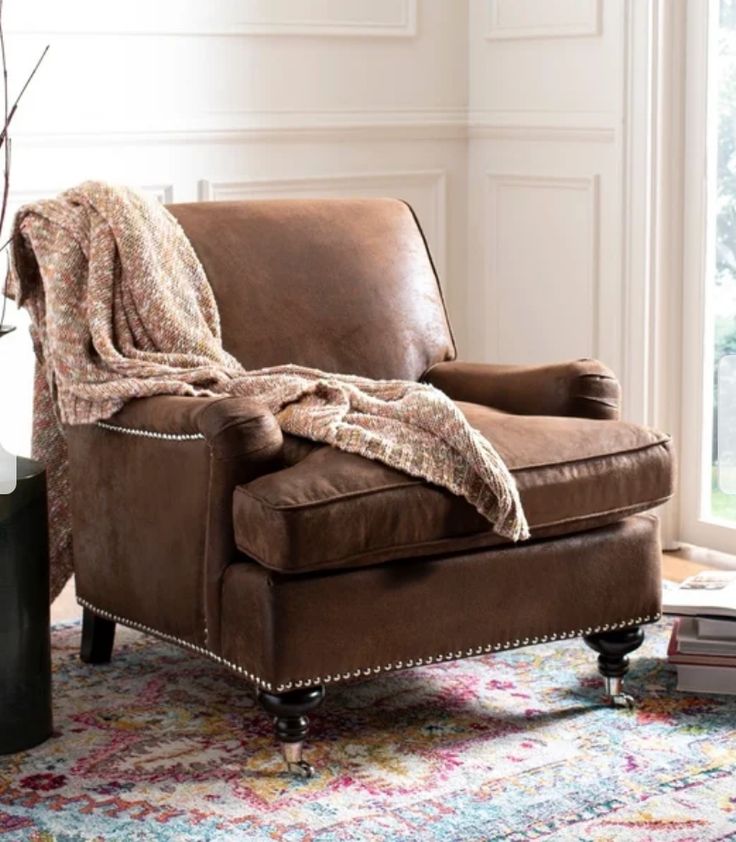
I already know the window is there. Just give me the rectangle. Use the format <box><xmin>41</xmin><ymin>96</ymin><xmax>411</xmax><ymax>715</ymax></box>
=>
<box><xmin>682</xmin><ymin>0</ymin><xmax>736</xmax><ymax>554</ymax></box>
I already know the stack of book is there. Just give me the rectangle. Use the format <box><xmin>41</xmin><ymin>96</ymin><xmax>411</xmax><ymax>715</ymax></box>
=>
<box><xmin>664</xmin><ymin>571</ymin><xmax>736</xmax><ymax>695</ymax></box>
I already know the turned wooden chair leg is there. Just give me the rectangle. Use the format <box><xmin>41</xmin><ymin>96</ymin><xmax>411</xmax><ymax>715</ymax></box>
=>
<box><xmin>583</xmin><ymin>626</ymin><xmax>644</xmax><ymax>708</ymax></box>
<box><xmin>257</xmin><ymin>685</ymin><xmax>325</xmax><ymax>777</ymax></box>
<box><xmin>80</xmin><ymin>608</ymin><xmax>116</xmax><ymax>664</ymax></box>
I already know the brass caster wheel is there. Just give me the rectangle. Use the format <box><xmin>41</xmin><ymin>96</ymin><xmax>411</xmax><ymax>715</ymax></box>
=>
<box><xmin>604</xmin><ymin>677</ymin><xmax>635</xmax><ymax>709</ymax></box>
<box><xmin>283</xmin><ymin>741</ymin><xmax>315</xmax><ymax>778</ymax></box>
<box><xmin>608</xmin><ymin>692</ymin><xmax>635</xmax><ymax>710</ymax></box>
<box><xmin>287</xmin><ymin>759</ymin><xmax>316</xmax><ymax>778</ymax></box>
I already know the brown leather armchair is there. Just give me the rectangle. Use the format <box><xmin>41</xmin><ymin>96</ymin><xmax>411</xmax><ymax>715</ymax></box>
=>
<box><xmin>66</xmin><ymin>198</ymin><xmax>674</xmax><ymax>776</ymax></box>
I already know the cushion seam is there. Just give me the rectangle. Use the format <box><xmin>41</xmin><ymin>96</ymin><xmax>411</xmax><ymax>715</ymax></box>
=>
<box><xmin>234</xmin><ymin>477</ymin><xmax>422</xmax><ymax>510</ymax></box>
<box><xmin>509</xmin><ymin>436</ymin><xmax>671</xmax><ymax>473</ymax></box>
<box><xmin>235</xmin><ymin>438</ymin><xmax>672</xmax><ymax>510</ymax></box>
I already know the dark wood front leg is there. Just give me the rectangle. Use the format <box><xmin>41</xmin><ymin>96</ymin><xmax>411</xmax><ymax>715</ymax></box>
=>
<box><xmin>257</xmin><ymin>685</ymin><xmax>325</xmax><ymax>777</ymax></box>
<box><xmin>583</xmin><ymin>626</ymin><xmax>644</xmax><ymax>707</ymax></box>
<box><xmin>80</xmin><ymin>608</ymin><xmax>116</xmax><ymax>664</ymax></box>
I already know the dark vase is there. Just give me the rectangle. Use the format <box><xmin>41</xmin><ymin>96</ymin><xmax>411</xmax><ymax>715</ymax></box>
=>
<box><xmin>0</xmin><ymin>455</ymin><xmax>53</xmax><ymax>754</ymax></box>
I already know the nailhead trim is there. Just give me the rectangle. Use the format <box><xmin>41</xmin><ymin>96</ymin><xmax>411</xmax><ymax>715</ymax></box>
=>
<box><xmin>77</xmin><ymin>597</ymin><xmax>660</xmax><ymax>695</ymax></box>
<box><xmin>77</xmin><ymin>597</ymin><xmax>275</xmax><ymax>691</ymax></box>
<box><xmin>96</xmin><ymin>421</ymin><xmax>205</xmax><ymax>442</ymax></box>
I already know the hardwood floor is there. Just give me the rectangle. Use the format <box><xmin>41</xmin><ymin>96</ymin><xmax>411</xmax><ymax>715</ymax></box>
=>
<box><xmin>50</xmin><ymin>577</ymin><xmax>81</xmax><ymax>624</ymax></box>
<box><xmin>662</xmin><ymin>551</ymin><xmax>710</xmax><ymax>583</ymax></box>
<box><xmin>48</xmin><ymin>553</ymin><xmax>712</xmax><ymax>625</ymax></box>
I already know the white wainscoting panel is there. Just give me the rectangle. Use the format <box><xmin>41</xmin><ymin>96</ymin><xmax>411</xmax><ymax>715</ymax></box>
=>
<box><xmin>199</xmin><ymin>170</ymin><xmax>447</xmax><ymax>280</ymax></box>
<box><xmin>7</xmin><ymin>0</ymin><xmax>417</xmax><ymax>36</ymax></box>
<box><xmin>485</xmin><ymin>173</ymin><xmax>600</xmax><ymax>364</ymax></box>
<box><xmin>486</xmin><ymin>0</ymin><xmax>602</xmax><ymax>40</ymax></box>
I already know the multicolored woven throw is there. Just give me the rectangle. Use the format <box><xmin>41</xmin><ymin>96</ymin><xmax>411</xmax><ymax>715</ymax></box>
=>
<box><xmin>8</xmin><ymin>181</ymin><xmax>527</xmax><ymax>602</ymax></box>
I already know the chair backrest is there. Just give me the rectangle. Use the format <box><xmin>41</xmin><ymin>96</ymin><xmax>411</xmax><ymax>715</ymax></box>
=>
<box><xmin>168</xmin><ymin>198</ymin><xmax>455</xmax><ymax>381</ymax></box>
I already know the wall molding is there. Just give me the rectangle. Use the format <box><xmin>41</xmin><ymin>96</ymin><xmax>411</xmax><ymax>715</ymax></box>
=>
<box><xmin>468</xmin><ymin>110</ymin><xmax>616</xmax><ymax>143</ymax></box>
<box><xmin>199</xmin><ymin>169</ymin><xmax>447</xmax><ymax>278</ymax></box>
<box><xmin>484</xmin><ymin>172</ymin><xmax>601</xmax><ymax>359</ymax></box>
<box><xmin>14</xmin><ymin>109</ymin><xmax>469</xmax><ymax>147</ymax></box>
<box><xmin>13</xmin><ymin>107</ymin><xmax>618</xmax><ymax>147</ymax></box>
<box><xmin>486</xmin><ymin>0</ymin><xmax>602</xmax><ymax>40</ymax></box>
<box><xmin>7</xmin><ymin>0</ymin><xmax>417</xmax><ymax>37</ymax></box>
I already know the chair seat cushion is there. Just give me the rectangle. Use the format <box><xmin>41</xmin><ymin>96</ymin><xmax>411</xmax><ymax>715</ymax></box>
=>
<box><xmin>233</xmin><ymin>402</ymin><xmax>673</xmax><ymax>574</ymax></box>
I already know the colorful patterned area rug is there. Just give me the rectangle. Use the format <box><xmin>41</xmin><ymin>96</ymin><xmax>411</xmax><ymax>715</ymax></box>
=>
<box><xmin>1</xmin><ymin>620</ymin><xmax>735</xmax><ymax>841</ymax></box>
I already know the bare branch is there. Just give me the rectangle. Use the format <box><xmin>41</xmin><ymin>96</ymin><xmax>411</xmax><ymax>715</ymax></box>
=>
<box><xmin>0</xmin><ymin>45</ymin><xmax>49</xmax><ymax>148</ymax></box>
<box><xmin>0</xmin><ymin>2</ymin><xmax>48</xmax><ymax>332</ymax></box>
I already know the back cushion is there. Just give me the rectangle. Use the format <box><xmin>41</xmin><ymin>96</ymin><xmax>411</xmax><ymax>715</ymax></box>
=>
<box><xmin>168</xmin><ymin>198</ymin><xmax>455</xmax><ymax>381</ymax></box>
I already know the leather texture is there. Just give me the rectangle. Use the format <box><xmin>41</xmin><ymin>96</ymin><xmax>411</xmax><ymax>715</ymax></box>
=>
<box><xmin>423</xmin><ymin>359</ymin><xmax>621</xmax><ymax>420</ymax></box>
<box><xmin>66</xmin><ymin>394</ymin><xmax>283</xmax><ymax>650</ymax></box>
<box><xmin>220</xmin><ymin>515</ymin><xmax>663</xmax><ymax>688</ymax></box>
<box><xmin>233</xmin><ymin>402</ymin><xmax>673</xmax><ymax>574</ymax></box>
<box><xmin>168</xmin><ymin>199</ymin><xmax>456</xmax><ymax>381</ymax></box>
<box><xmin>63</xmin><ymin>198</ymin><xmax>674</xmax><ymax>684</ymax></box>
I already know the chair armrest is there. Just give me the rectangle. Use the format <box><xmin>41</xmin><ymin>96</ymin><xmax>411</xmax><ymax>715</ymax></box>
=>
<box><xmin>101</xmin><ymin>394</ymin><xmax>284</xmax><ymax>462</ymax></box>
<box><xmin>423</xmin><ymin>359</ymin><xmax>621</xmax><ymax>420</ymax></box>
<box><xmin>66</xmin><ymin>394</ymin><xmax>283</xmax><ymax>654</ymax></box>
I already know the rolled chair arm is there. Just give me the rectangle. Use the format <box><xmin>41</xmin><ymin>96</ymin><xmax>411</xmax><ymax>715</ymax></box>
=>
<box><xmin>101</xmin><ymin>394</ymin><xmax>284</xmax><ymax>462</ymax></box>
<box><xmin>423</xmin><ymin>359</ymin><xmax>621</xmax><ymax>420</ymax></box>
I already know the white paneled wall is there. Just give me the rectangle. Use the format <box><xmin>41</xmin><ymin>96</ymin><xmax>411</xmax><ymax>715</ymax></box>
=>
<box><xmin>0</xmin><ymin>0</ymin><xmax>651</xmax><ymax>456</ymax></box>
<box><xmin>466</xmin><ymin>0</ymin><xmax>628</xmax><ymax>379</ymax></box>
<box><xmin>0</xmin><ymin>0</ymin><xmax>469</xmax><ymax>455</ymax></box>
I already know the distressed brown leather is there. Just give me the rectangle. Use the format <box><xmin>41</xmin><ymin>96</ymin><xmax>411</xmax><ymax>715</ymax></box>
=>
<box><xmin>64</xmin><ymin>197</ymin><xmax>673</xmax><ymax>686</ymax></box>
<box><xmin>168</xmin><ymin>199</ymin><xmax>455</xmax><ymax>380</ymax></box>
<box><xmin>233</xmin><ymin>403</ymin><xmax>673</xmax><ymax>574</ymax></box>
<box><xmin>424</xmin><ymin>359</ymin><xmax>621</xmax><ymax>420</ymax></box>
<box><xmin>220</xmin><ymin>515</ymin><xmax>663</xmax><ymax>689</ymax></box>
<box><xmin>67</xmin><ymin>394</ymin><xmax>283</xmax><ymax>650</ymax></box>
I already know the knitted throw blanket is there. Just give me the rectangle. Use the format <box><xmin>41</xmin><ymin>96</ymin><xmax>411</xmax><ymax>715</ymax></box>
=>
<box><xmin>8</xmin><ymin>182</ymin><xmax>529</xmax><ymax>602</ymax></box>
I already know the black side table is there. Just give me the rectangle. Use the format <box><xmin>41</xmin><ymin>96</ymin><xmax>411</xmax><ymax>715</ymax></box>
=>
<box><xmin>0</xmin><ymin>455</ymin><xmax>52</xmax><ymax>754</ymax></box>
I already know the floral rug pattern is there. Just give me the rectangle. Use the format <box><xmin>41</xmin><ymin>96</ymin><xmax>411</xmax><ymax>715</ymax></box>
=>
<box><xmin>0</xmin><ymin>620</ymin><xmax>735</xmax><ymax>841</ymax></box>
